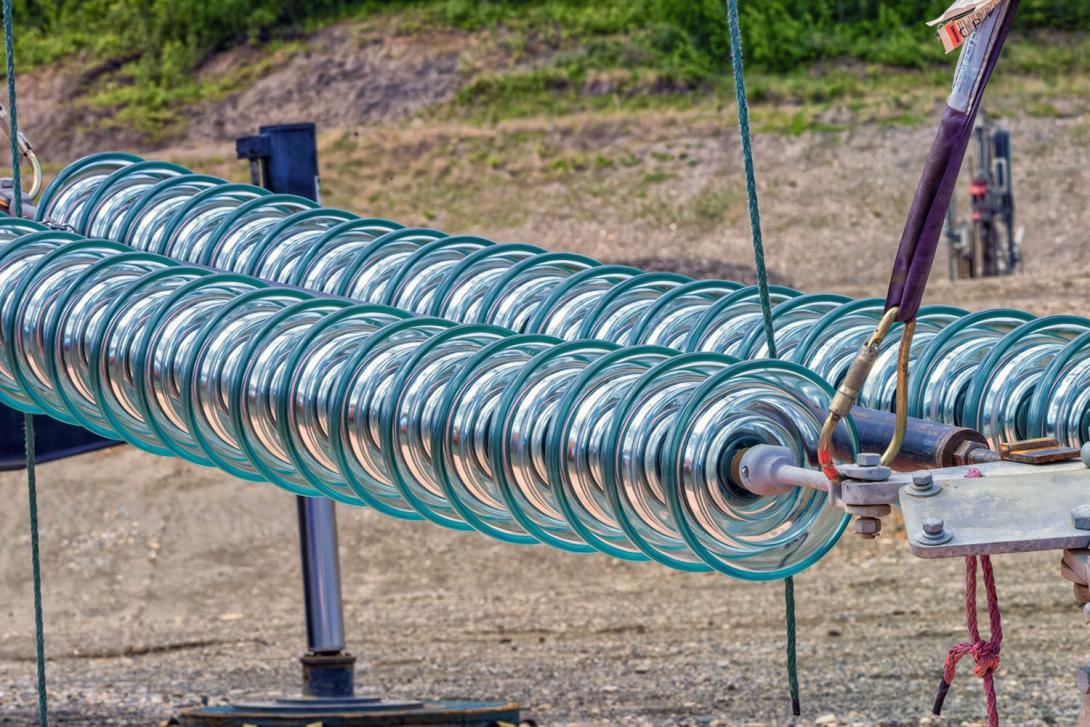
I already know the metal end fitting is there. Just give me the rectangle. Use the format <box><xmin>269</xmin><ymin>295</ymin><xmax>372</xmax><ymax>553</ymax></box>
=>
<box><xmin>738</xmin><ymin>445</ymin><xmax>830</xmax><ymax>497</ymax></box>
<box><xmin>829</xmin><ymin>343</ymin><xmax>880</xmax><ymax>419</ymax></box>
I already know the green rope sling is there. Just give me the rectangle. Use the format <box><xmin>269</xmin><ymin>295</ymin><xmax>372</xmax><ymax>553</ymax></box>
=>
<box><xmin>2</xmin><ymin>0</ymin><xmax>49</xmax><ymax>723</ymax></box>
<box><xmin>723</xmin><ymin>0</ymin><xmax>801</xmax><ymax>716</ymax></box>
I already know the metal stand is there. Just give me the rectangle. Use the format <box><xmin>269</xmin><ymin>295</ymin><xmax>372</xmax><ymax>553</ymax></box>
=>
<box><xmin>176</xmin><ymin>123</ymin><xmax>519</xmax><ymax>727</ymax></box>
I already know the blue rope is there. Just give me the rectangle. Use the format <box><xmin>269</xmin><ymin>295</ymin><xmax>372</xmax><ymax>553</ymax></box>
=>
<box><xmin>2</xmin><ymin>1</ymin><xmax>48</xmax><ymax>724</ymax></box>
<box><xmin>723</xmin><ymin>0</ymin><xmax>800</xmax><ymax>717</ymax></box>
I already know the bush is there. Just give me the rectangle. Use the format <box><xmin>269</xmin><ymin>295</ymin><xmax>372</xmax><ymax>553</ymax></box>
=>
<box><xmin>9</xmin><ymin>0</ymin><xmax>1090</xmax><ymax>89</ymax></box>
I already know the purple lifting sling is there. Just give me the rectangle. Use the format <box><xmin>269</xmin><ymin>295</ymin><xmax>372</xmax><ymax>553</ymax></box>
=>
<box><xmin>885</xmin><ymin>0</ymin><xmax>1019</xmax><ymax>322</ymax></box>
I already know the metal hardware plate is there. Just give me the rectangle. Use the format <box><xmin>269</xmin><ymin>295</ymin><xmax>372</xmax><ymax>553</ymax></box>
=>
<box><xmin>900</xmin><ymin>461</ymin><xmax>1090</xmax><ymax>558</ymax></box>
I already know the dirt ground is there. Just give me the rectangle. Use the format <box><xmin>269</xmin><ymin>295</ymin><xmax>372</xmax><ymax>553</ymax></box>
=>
<box><xmin>0</xmin><ymin>445</ymin><xmax>1086</xmax><ymax>727</ymax></box>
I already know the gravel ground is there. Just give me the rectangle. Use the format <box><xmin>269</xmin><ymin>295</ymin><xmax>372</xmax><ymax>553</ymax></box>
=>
<box><xmin>0</xmin><ymin>446</ymin><xmax>1086</xmax><ymax>727</ymax></box>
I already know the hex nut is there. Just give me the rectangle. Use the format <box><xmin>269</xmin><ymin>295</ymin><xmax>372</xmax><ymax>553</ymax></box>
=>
<box><xmin>953</xmin><ymin>440</ymin><xmax>985</xmax><ymax>466</ymax></box>
<box><xmin>1073</xmin><ymin>505</ymin><xmax>1090</xmax><ymax>531</ymax></box>
<box><xmin>1082</xmin><ymin>602</ymin><xmax>1090</xmax><ymax>624</ymax></box>
<box><xmin>856</xmin><ymin>452</ymin><xmax>881</xmax><ymax>467</ymax></box>
<box><xmin>837</xmin><ymin>462</ymin><xmax>892</xmax><ymax>482</ymax></box>
<box><xmin>1083</xmin><ymin>442</ymin><xmax>1090</xmax><ymax>469</ymax></box>
<box><xmin>853</xmin><ymin>518</ymin><xmax>881</xmax><ymax>537</ymax></box>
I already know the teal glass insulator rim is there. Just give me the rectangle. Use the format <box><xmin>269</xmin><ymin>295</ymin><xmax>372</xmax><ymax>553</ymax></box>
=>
<box><xmin>49</xmin><ymin>251</ymin><xmax>177</xmax><ymax>431</ymax></box>
<box><xmin>382</xmin><ymin>234</ymin><xmax>496</xmax><ymax>309</ymax></box>
<box><xmin>431</xmin><ymin>332</ymin><xmax>548</xmax><ymax>545</ymax></box>
<box><xmin>1026</xmin><ymin>329</ymin><xmax>1090</xmax><ymax>440</ymax></box>
<box><xmin>379</xmin><ymin>323</ymin><xmax>514</xmax><ymax>530</ymax></box>
<box><xmin>546</xmin><ymin>343</ymin><xmax>679</xmax><ymax>561</ymax></box>
<box><xmin>230</xmin><ymin>297</ymin><xmax>351</xmax><ymax>498</ymax></box>
<box><xmin>122</xmin><ymin>273</ymin><xmax>275</xmax><ymax>462</ymax></box>
<box><xmin>0</xmin><ymin>231</ymin><xmax>86</xmax><ymax>385</ymax></box>
<box><xmin>117</xmin><ymin>265</ymin><xmax>223</xmax><ymax>463</ymax></box>
<box><xmin>35</xmin><ymin>151</ymin><xmax>143</xmax><ymax>222</ymax></box>
<box><xmin>489</xmin><ymin>334</ymin><xmax>598</xmax><ymax>553</ymax></box>
<box><xmin>681</xmin><ymin>283</ymin><xmax>801</xmax><ymax>354</ymax></box>
<box><xmin>577</xmin><ymin>271</ymin><xmax>691</xmax><ymax>341</ymax></box>
<box><xmin>278</xmin><ymin>302</ymin><xmax>413</xmax><ymax>504</ymax></box>
<box><xmin>0</xmin><ymin>233</ymin><xmax>71</xmax><ymax>413</ymax></box>
<box><xmin>733</xmin><ymin>292</ymin><xmax>850</xmax><ymax>360</ymax></box>
<box><xmin>173</xmin><ymin>280</ymin><xmax>286</xmax><ymax>481</ymax></box>
<box><xmin>154</xmin><ymin>182</ymin><xmax>270</xmax><ymax>255</ymax></box>
<box><xmin>0</xmin><ymin>229</ymin><xmax>86</xmax><ymax>263</ymax></box>
<box><xmin>332</xmin><ymin>227</ymin><xmax>449</xmax><ymax>298</ymax></box>
<box><xmin>962</xmin><ymin>314</ymin><xmax>1090</xmax><ymax>434</ymax></box>
<box><xmin>526</xmin><ymin>339</ymin><xmax>628</xmax><ymax>552</ymax></box>
<box><xmin>917</xmin><ymin>304</ymin><xmax>971</xmax><ymax>320</ymax></box>
<box><xmin>6</xmin><ymin>239</ymin><xmax>132</xmax><ymax>428</ymax></box>
<box><xmin>0</xmin><ymin>217</ymin><xmax>47</xmax><ymax>237</ymax></box>
<box><xmin>662</xmin><ymin>358</ymin><xmax>855</xmax><ymax>581</ymax></box>
<box><xmin>477</xmin><ymin>251</ymin><xmax>601</xmax><ymax>327</ymax></box>
<box><xmin>74</xmin><ymin>160</ymin><xmax>192</xmax><ymax>236</ymax></box>
<box><xmin>907</xmin><ymin>307</ymin><xmax>1034</xmax><ymax>419</ymax></box>
<box><xmin>524</xmin><ymin>264</ymin><xmax>641</xmax><ymax>336</ymax></box>
<box><xmin>327</xmin><ymin>316</ymin><xmax>457</xmax><ymax>521</ymax></box>
<box><xmin>196</xmin><ymin>193</ymin><xmax>320</xmax><ymax>268</ymax></box>
<box><xmin>73</xmin><ymin>265</ymin><xmax>213</xmax><ymax>440</ymax></box>
<box><xmin>602</xmin><ymin>351</ymin><xmax>739</xmax><ymax>572</ymax></box>
<box><xmin>628</xmin><ymin>278</ymin><xmax>745</xmax><ymax>346</ymax></box>
<box><xmin>429</xmin><ymin>242</ymin><xmax>546</xmax><ymax>320</ymax></box>
<box><xmin>241</xmin><ymin>207</ymin><xmax>360</xmax><ymax>278</ymax></box>
<box><xmin>789</xmin><ymin>297</ymin><xmax>888</xmax><ymax>366</ymax></box>
<box><xmin>287</xmin><ymin>217</ymin><xmax>405</xmax><ymax>288</ymax></box>
<box><xmin>115</xmin><ymin>174</ymin><xmax>227</xmax><ymax>246</ymax></box>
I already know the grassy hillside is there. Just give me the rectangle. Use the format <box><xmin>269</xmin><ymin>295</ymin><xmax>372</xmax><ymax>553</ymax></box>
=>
<box><xmin>7</xmin><ymin>0</ymin><xmax>1090</xmax><ymax>145</ymax></box>
<box><xmin>15</xmin><ymin>1</ymin><xmax>1090</xmax><ymax>76</ymax></box>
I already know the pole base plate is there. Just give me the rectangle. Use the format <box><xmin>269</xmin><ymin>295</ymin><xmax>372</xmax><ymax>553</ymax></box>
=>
<box><xmin>174</xmin><ymin>696</ymin><xmax>520</xmax><ymax>727</ymax></box>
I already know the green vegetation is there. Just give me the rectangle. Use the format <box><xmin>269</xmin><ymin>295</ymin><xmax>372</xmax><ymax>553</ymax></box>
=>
<box><xmin>8</xmin><ymin>0</ymin><xmax>1090</xmax><ymax>135</ymax></box>
<box><xmin>15</xmin><ymin>0</ymin><xmax>1090</xmax><ymax>79</ymax></box>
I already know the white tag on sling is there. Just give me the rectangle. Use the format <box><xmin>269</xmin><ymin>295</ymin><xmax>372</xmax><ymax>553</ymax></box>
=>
<box><xmin>928</xmin><ymin>0</ymin><xmax>1004</xmax><ymax>53</ymax></box>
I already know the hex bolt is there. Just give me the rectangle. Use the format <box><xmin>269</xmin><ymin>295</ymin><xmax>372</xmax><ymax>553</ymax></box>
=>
<box><xmin>907</xmin><ymin>471</ymin><xmax>941</xmax><ymax>498</ymax></box>
<box><xmin>1078</xmin><ymin>664</ymin><xmax>1090</xmax><ymax>695</ymax></box>
<box><xmin>855</xmin><ymin>452</ymin><xmax>881</xmax><ymax>467</ymax></box>
<box><xmin>915</xmin><ymin>516</ymin><xmax>952</xmax><ymax>547</ymax></box>
<box><xmin>912</xmin><ymin>473</ymin><xmax>934</xmax><ymax>489</ymax></box>
<box><xmin>1073</xmin><ymin>505</ymin><xmax>1090</xmax><ymax>531</ymax></box>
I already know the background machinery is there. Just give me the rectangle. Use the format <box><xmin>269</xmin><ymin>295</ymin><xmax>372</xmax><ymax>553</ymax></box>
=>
<box><xmin>946</xmin><ymin>112</ymin><xmax>1023</xmax><ymax>280</ymax></box>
